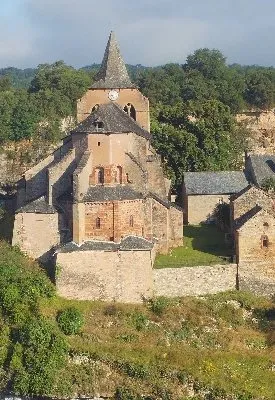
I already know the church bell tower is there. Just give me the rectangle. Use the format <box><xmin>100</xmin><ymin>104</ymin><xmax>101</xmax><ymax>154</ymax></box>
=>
<box><xmin>77</xmin><ymin>31</ymin><xmax>150</xmax><ymax>131</ymax></box>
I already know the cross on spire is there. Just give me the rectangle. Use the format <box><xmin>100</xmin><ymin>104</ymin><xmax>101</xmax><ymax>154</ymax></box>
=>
<box><xmin>92</xmin><ymin>31</ymin><xmax>135</xmax><ymax>89</ymax></box>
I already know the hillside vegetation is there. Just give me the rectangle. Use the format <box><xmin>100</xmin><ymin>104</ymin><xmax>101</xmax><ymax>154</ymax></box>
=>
<box><xmin>0</xmin><ymin>240</ymin><xmax>274</xmax><ymax>399</ymax></box>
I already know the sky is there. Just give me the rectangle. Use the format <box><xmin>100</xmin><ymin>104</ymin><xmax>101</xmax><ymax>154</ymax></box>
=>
<box><xmin>1</xmin><ymin>0</ymin><xmax>275</xmax><ymax>69</ymax></box>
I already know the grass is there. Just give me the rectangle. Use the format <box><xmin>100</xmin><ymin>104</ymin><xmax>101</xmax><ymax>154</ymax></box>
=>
<box><xmin>0</xmin><ymin>240</ymin><xmax>274</xmax><ymax>399</ymax></box>
<box><xmin>39</xmin><ymin>291</ymin><xmax>275</xmax><ymax>399</ymax></box>
<box><xmin>154</xmin><ymin>224</ymin><xmax>231</xmax><ymax>268</ymax></box>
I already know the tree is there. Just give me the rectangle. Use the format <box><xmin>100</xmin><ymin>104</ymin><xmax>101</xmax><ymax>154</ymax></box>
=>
<box><xmin>152</xmin><ymin>100</ymin><xmax>248</xmax><ymax>186</ymax></box>
<box><xmin>29</xmin><ymin>61</ymin><xmax>90</xmax><ymax>115</ymax></box>
<box><xmin>244</xmin><ymin>69</ymin><xmax>274</xmax><ymax>109</ymax></box>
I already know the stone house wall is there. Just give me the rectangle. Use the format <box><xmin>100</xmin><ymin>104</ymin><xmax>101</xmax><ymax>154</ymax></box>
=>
<box><xmin>154</xmin><ymin>264</ymin><xmax>237</xmax><ymax>297</ymax></box>
<box><xmin>236</xmin><ymin>210</ymin><xmax>275</xmax><ymax>265</ymax></box>
<box><xmin>56</xmin><ymin>248</ymin><xmax>154</xmax><ymax>303</ymax></box>
<box><xmin>12</xmin><ymin>212</ymin><xmax>60</xmax><ymax>261</ymax></box>
<box><xmin>184</xmin><ymin>194</ymin><xmax>230</xmax><ymax>225</ymax></box>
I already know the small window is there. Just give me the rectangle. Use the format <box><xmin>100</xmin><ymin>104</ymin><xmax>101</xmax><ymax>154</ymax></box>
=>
<box><xmin>263</xmin><ymin>222</ymin><xmax>269</xmax><ymax>227</ymax></box>
<box><xmin>98</xmin><ymin>142</ymin><xmax>101</xmax><ymax>146</ymax></box>
<box><xmin>96</xmin><ymin>217</ymin><xmax>101</xmax><ymax>229</ymax></box>
<box><xmin>129</xmin><ymin>215</ymin><xmax>134</xmax><ymax>227</ymax></box>
<box><xmin>92</xmin><ymin>104</ymin><xmax>99</xmax><ymax>112</ymax></box>
<box><xmin>261</xmin><ymin>235</ymin><xmax>269</xmax><ymax>248</ymax></box>
<box><xmin>123</xmin><ymin>103</ymin><xmax>136</xmax><ymax>120</ymax></box>
<box><xmin>97</xmin><ymin>167</ymin><xmax>104</xmax><ymax>184</ymax></box>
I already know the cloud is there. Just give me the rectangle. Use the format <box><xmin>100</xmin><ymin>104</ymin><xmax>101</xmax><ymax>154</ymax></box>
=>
<box><xmin>1</xmin><ymin>0</ymin><xmax>275</xmax><ymax>68</ymax></box>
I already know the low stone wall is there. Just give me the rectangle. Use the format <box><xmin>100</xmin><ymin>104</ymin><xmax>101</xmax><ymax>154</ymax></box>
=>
<box><xmin>153</xmin><ymin>264</ymin><xmax>237</xmax><ymax>297</ymax></box>
<box><xmin>56</xmin><ymin>248</ymin><xmax>154</xmax><ymax>303</ymax></box>
<box><xmin>238</xmin><ymin>262</ymin><xmax>275</xmax><ymax>296</ymax></box>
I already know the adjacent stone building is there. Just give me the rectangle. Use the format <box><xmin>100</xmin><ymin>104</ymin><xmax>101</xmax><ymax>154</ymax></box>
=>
<box><xmin>231</xmin><ymin>185</ymin><xmax>275</xmax><ymax>295</ymax></box>
<box><xmin>12</xmin><ymin>32</ymin><xmax>183</xmax><ymax>302</ymax></box>
<box><xmin>183</xmin><ymin>171</ymin><xmax>249</xmax><ymax>224</ymax></box>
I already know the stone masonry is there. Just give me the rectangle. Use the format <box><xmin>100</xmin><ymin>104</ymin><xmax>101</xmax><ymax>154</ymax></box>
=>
<box><xmin>12</xmin><ymin>31</ymin><xmax>183</xmax><ymax>303</ymax></box>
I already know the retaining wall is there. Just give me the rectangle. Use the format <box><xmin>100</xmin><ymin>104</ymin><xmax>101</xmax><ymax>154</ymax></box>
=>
<box><xmin>153</xmin><ymin>264</ymin><xmax>237</xmax><ymax>297</ymax></box>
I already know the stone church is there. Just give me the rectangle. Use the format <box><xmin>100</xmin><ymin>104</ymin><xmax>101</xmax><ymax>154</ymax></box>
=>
<box><xmin>12</xmin><ymin>32</ymin><xmax>183</xmax><ymax>302</ymax></box>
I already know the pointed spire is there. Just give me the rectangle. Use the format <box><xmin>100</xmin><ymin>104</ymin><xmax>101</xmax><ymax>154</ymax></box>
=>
<box><xmin>91</xmin><ymin>31</ymin><xmax>135</xmax><ymax>89</ymax></box>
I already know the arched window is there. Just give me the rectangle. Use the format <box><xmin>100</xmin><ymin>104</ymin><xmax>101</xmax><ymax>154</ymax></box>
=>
<box><xmin>96</xmin><ymin>167</ymin><xmax>104</xmax><ymax>184</ymax></box>
<box><xmin>96</xmin><ymin>217</ymin><xmax>101</xmax><ymax>229</ymax></box>
<box><xmin>115</xmin><ymin>166</ymin><xmax>122</xmax><ymax>184</ymax></box>
<box><xmin>129</xmin><ymin>215</ymin><xmax>134</xmax><ymax>227</ymax></box>
<box><xmin>123</xmin><ymin>103</ymin><xmax>136</xmax><ymax>120</ymax></box>
<box><xmin>261</xmin><ymin>235</ymin><xmax>269</xmax><ymax>248</ymax></box>
<box><xmin>92</xmin><ymin>104</ymin><xmax>99</xmax><ymax>112</ymax></box>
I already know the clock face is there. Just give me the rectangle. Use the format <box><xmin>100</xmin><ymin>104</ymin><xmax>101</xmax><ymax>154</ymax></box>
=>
<box><xmin>108</xmin><ymin>90</ymin><xmax>119</xmax><ymax>101</ymax></box>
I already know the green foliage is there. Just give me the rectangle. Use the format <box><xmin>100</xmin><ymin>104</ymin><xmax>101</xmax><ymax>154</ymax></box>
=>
<box><xmin>131</xmin><ymin>312</ymin><xmax>148</xmax><ymax>331</ymax></box>
<box><xmin>57</xmin><ymin>307</ymin><xmax>84</xmax><ymax>335</ymax></box>
<box><xmin>152</xmin><ymin>100</ymin><xmax>247</xmax><ymax>185</ymax></box>
<box><xmin>213</xmin><ymin>202</ymin><xmax>231</xmax><ymax>230</ymax></box>
<box><xmin>11</xmin><ymin>318</ymin><xmax>68</xmax><ymax>396</ymax></box>
<box><xmin>148</xmin><ymin>297</ymin><xmax>170</xmax><ymax>316</ymax></box>
<box><xmin>260</xmin><ymin>177</ymin><xmax>275</xmax><ymax>192</ymax></box>
<box><xmin>0</xmin><ymin>241</ymin><xmax>69</xmax><ymax>396</ymax></box>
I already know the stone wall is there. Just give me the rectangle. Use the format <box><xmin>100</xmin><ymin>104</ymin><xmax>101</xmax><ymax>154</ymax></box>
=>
<box><xmin>153</xmin><ymin>264</ymin><xmax>237</xmax><ymax>297</ymax></box>
<box><xmin>238</xmin><ymin>263</ymin><xmax>275</xmax><ymax>296</ymax></box>
<box><xmin>84</xmin><ymin>200</ymin><xmax>144</xmax><ymax>242</ymax></box>
<box><xmin>77</xmin><ymin>88</ymin><xmax>150</xmax><ymax>131</ymax></box>
<box><xmin>12</xmin><ymin>212</ymin><xmax>60</xmax><ymax>262</ymax></box>
<box><xmin>56</xmin><ymin>248</ymin><xmax>154</xmax><ymax>303</ymax></box>
<box><xmin>185</xmin><ymin>194</ymin><xmax>230</xmax><ymax>225</ymax></box>
<box><xmin>48</xmin><ymin>149</ymin><xmax>76</xmax><ymax>204</ymax></box>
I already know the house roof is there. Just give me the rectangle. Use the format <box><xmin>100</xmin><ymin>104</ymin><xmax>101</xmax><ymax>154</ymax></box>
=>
<box><xmin>91</xmin><ymin>31</ymin><xmax>135</xmax><ymax>89</ymax></box>
<box><xmin>82</xmin><ymin>185</ymin><xmax>144</xmax><ymax>202</ymax></box>
<box><xmin>71</xmin><ymin>103</ymin><xmax>150</xmax><ymax>139</ymax></box>
<box><xmin>57</xmin><ymin>236</ymin><xmax>154</xmax><ymax>253</ymax></box>
<box><xmin>184</xmin><ymin>171</ymin><xmax>249</xmax><ymax>195</ymax></box>
<box><xmin>234</xmin><ymin>204</ymin><xmax>275</xmax><ymax>230</ymax></box>
<box><xmin>247</xmin><ymin>154</ymin><xmax>275</xmax><ymax>186</ymax></box>
<box><xmin>16</xmin><ymin>196</ymin><xmax>57</xmax><ymax>214</ymax></box>
<box><xmin>234</xmin><ymin>204</ymin><xmax>262</xmax><ymax>229</ymax></box>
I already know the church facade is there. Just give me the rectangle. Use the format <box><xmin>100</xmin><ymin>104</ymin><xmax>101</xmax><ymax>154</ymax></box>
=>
<box><xmin>12</xmin><ymin>32</ymin><xmax>183</xmax><ymax>302</ymax></box>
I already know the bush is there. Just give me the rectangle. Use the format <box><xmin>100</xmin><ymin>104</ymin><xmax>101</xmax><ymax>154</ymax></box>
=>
<box><xmin>11</xmin><ymin>317</ymin><xmax>68</xmax><ymax>396</ymax></box>
<box><xmin>148</xmin><ymin>297</ymin><xmax>170</xmax><ymax>316</ymax></box>
<box><xmin>57</xmin><ymin>307</ymin><xmax>84</xmax><ymax>335</ymax></box>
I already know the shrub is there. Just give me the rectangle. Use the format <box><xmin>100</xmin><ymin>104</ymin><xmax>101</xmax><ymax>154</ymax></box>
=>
<box><xmin>12</xmin><ymin>317</ymin><xmax>68</xmax><ymax>396</ymax></box>
<box><xmin>57</xmin><ymin>307</ymin><xmax>84</xmax><ymax>335</ymax></box>
<box><xmin>148</xmin><ymin>297</ymin><xmax>170</xmax><ymax>316</ymax></box>
<box><xmin>131</xmin><ymin>312</ymin><xmax>148</xmax><ymax>331</ymax></box>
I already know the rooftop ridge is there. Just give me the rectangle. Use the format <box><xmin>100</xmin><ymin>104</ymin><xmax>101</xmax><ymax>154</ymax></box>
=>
<box><xmin>91</xmin><ymin>31</ymin><xmax>135</xmax><ymax>89</ymax></box>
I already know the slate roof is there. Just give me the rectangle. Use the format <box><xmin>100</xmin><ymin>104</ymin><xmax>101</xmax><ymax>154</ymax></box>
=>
<box><xmin>72</xmin><ymin>103</ymin><xmax>150</xmax><ymax>139</ymax></box>
<box><xmin>184</xmin><ymin>171</ymin><xmax>249</xmax><ymax>195</ymax></box>
<box><xmin>91</xmin><ymin>31</ymin><xmax>135</xmax><ymax>89</ymax></box>
<box><xmin>247</xmin><ymin>154</ymin><xmax>275</xmax><ymax>185</ymax></box>
<box><xmin>82</xmin><ymin>185</ymin><xmax>144</xmax><ymax>202</ymax></box>
<box><xmin>57</xmin><ymin>236</ymin><xmax>154</xmax><ymax>253</ymax></box>
<box><xmin>234</xmin><ymin>204</ymin><xmax>275</xmax><ymax>230</ymax></box>
<box><xmin>234</xmin><ymin>205</ymin><xmax>262</xmax><ymax>229</ymax></box>
<box><xmin>17</xmin><ymin>196</ymin><xmax>57</xmax><ymax>214</ymax></box>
